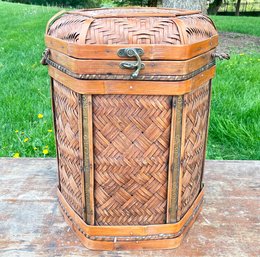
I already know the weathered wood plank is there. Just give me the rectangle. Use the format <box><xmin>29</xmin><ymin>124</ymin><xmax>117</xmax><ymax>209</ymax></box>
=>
<box><xmin>0</xmin><ymin>159</ymin><xmax>259</xmax><ymax>257</ymax></box>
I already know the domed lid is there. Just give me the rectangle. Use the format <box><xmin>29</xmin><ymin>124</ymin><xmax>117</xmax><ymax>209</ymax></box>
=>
<box><xmin>47</xmin><ymin>7</ymin><xmax>217</xmax><ymax>46</ymax></box>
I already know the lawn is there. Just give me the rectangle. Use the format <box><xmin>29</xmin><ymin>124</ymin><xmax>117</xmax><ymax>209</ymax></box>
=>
<box><xmin>210</xmin><ymin>15</ymin><xmax>260</xmax><ymax>37</ymax></box>
<box><xmin>0</xmin><ymin>1</ymin><xmax>259</xmax><ymax>160</ymax></box>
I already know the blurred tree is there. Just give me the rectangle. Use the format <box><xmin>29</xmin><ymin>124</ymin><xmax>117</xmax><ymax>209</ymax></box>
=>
<box><xmin>148</xmin><ymin>0</ymin><xmax>158</xmax><ymax>6</ymax></box>
<box><xmin>113</xmin><ymin>0</ymin><xmax>159</xmax><ymax>7</ymax></box>
<box><xmin>162</xmin><ymin>0</ymin><xmax>208</xmax><ymax>13</ymax></box>
<box><xmin>207</xmin><ymin>0</ymin><xmax>223</xmax><ymax>14</ymax></box>
<box><xmin>235</xmin><ymin>0</ymin><xmax>241</xmax><ymax>16</ymax></box>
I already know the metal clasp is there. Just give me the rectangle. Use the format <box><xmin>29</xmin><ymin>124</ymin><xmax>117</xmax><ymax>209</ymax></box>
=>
<box><xmin>117</xmin><ymin>48</ymin><xmax>145</xmax><ymax>79</ymax></box>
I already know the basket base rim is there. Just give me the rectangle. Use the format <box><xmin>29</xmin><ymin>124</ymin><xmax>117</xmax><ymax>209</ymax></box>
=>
<box><xmin>57</xmin><ymin>187</ymin><xmax>204</xmax><ymax>251</ymax></box>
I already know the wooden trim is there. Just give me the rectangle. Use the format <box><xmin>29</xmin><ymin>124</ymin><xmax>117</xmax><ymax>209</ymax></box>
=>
<box><xmin>82</xmin><ymin>95</ymin><xmax>95</xmax><ymax>225</ymax></box>
<box><xmin>60</xmin><ymin>206</ymin><xmax>202</xmax><ymax>250</ymax></box>
<box><xmin>87</xmin><ymin>95</ymin><xmax>95</xmax><ymax>225</ymax></box>
<box><xmin>45</xmin><ymin>35</ymin><xmax>218</xmax><ymax>60</ymax></box>
<box><xmin>167</xmin><ymin>96</ymin><xmax>183</xmax><ymax>223</ymax></box>
<box><xmin>57</xmin><ymin>186</ymin><xmax>204</xmax><ymax>237</ymax></box>
<box><xmin>48</xmin><ymin>65</ymin><xmax>216</xmax><ymax>95</ymax></box>
<box><xmin>49</xmin><ymin>48</ymin><xmax>215</xmax><ymax>76</ymax></box>
<box><xmin>166</xmin><ymin>97</ymin><xmax>176</xmax><ymax>223</ymax></box>
<box><xmin>200</xmin><ymin>80</ymin><xmax>212</xmax><ymax>189</ymax></box>
<box><xmin>50</xmin><ymin>78</ymin><xmax>61</xmax><ymax>190</ymax></box>
<box><xmin>67</xmin><ymin>8</ymin><xmax>200</xmax><ymax>19</ymax></box>
<box><xmin>177</xmin><ymin>93</ymin><xmax>188</xmax><ymax>221</ymax></box>
<box><xmin>78</xmin><ymin>94</ymin><xmax>86</xmax><ymax>219</ymax></box>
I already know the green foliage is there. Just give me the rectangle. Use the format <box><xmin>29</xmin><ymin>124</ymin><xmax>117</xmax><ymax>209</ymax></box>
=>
<box><xmin>112</xmin><ymin>0</ymin><xmax>160</xmax><ymax>7</ymax></box>
<box><xmin>210</xmin><ymin>15</ymin><xmax>260</xmax><ymax>36</ymax></box>
<box><xmin>2</xmin><ymin>0</ymin><xmax>101</xmax><ymax>8</ymax></box>
<box><xmin>0</xmin><ymin>1</ymin><xmax>259</xmax><ymax>159</ymax></box>
<box><xmin>101</xmin><ymin>0</ymin><xmax>115</xmax><ymax>7</ymax></box>
<box><xmin>113</xmin><ymin>0</ymin><xmax>147</xmax><ymax>6</ymax></box>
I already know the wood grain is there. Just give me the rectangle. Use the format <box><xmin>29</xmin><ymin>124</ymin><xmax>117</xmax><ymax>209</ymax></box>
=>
<box><xmin>49</xmin><ymin>49</ymin><xmax>215</xmax><ymax>76</ymax></box>
<box><xmin>45</xmin><ymin>35</ymin><xmax>218</xmax><ymax>60</ymax></box>
<box><xmin>1</xmin><ymin>159</ymin><xmax>259</xmax><ymax>256</ymax></box>
<box><xmin>48</xmin><ymin>65</ymin><xmax>216</xmax><ymax>95</ymax></box>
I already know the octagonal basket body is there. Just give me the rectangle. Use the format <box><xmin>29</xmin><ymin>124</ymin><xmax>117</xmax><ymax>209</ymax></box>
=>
<box><xmin>43</xmin><ymin>7</ymin><xmax>218</xmax><ymax>250</ymax></box>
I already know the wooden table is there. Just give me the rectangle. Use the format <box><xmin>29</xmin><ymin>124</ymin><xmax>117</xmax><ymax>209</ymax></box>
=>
<box><xmin>0</xmin><ymin>159</ymin><xmax>259</xmax><ymax>257</ymax></box>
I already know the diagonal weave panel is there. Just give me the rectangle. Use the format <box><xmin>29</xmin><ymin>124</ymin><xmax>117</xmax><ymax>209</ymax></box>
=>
<box><xmin>53</xmin><ymin>81</ymin><xmax>84</xmax><ymax>217</ymax></box>
<box><xmin>93</xmin><ymin>95</ymin><xmax>172</xmax><ymax>225</ymax></box>
<box><xmin>86</xmin><ymin>18</ymin><xmax>181</xmax><ymax>45</ymax></box>
<box><xmin>179</xmin><ymin>15</ymin><xmax>216</xmax><ymax>44</ymax></box>
<box><xmin>180</xmin><ymin>82</ymin><xmax>210</xmax><ymax>217</ymax></box>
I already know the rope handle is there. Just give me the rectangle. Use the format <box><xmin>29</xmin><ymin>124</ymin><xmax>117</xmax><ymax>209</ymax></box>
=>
<box><xmin>40</xmin><ymin>48</ymin><xmax>50</xmax><ymax>65</ymax></box>
<box><xmin>212</xmin><ymin>52</ymin><xmax>230</xmax><ymax>60</ymax></box>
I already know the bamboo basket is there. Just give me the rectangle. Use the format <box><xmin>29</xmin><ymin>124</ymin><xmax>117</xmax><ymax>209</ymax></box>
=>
<box><xmin>42</xmin><ymin>7</ymin><xmax>223</xmax><ymax>250</ymax></box>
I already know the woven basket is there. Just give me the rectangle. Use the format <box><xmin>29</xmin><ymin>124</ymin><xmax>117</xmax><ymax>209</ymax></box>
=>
<box><xmin>43</xmin><ymin>7</ymin><xmax>219</xmax><ymax>250</ymax></box>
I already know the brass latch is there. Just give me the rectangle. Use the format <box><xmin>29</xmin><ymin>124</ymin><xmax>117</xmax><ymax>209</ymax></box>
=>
<box><xmin>117</xmin><ymin>48</ymin><xmax>145</xmax><ymax>79</ymax></box>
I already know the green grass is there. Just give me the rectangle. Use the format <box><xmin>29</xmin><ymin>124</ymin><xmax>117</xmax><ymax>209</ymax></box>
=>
<box><xmin>0</xmin><ymin>2</ymin><xmax>61</xmax><ymax>157</ymax></box>
<box><xmin>208</xmin><ymin>55</ymin><xmax>260</xmax><ymax>160</ymax></box>
<box><xmin>0</xmin><ymin>1</ymin><xmax>259</xmax><ymax>159</ymax></box>
<box><xmin>210</xmin><ymin>15</ymin><xmax>260</xmax><ymax>37</ymax></box>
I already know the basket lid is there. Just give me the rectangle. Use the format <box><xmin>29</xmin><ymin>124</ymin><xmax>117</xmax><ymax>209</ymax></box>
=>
<box><xmin>46</xmin><ymin>7</ymin><xmax>217</xmax><ymax>46</ymax></box>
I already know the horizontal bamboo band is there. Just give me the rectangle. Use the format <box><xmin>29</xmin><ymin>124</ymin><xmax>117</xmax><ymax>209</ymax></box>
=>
<box><xmin>45</xmin><ymin>35</ymin><xmax>218</xmax><ymax>60</ymax></box>
<box><xmin>48</xmin><ymin>65</ymin><xmax>215</xmax><ymax>95</ymax></box>
<box><xmin>57</xmin><ymin>186</ymin><xmax>204</xmax><ymax>237</ymax></box>
<box><xmin>49</xmin><ymin>49</ymin><xmax>215</xmax><ymax>76</ymax></box>
<box><xmin>68</xmin><ymin>10</ymin><xmax>200</xmax><ymax>19</ymax></box>
<box><xmin>46</xmin><ymin>56</ymin><xmax>215</xmax><ymax>81</ymax></box>
<box><xmin>58</xmin><ymin>188</ymin><xmax>203</xmax><ymax>250</ymax></box>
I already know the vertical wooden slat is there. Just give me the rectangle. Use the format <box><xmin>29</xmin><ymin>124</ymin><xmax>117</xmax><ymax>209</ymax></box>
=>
<box><xmin>166</xmin><ymin>97</ymin><xmax>176</xmax><ymax>223</ymax></box>
<box><xmin>177</xmin><ymin>95</ymin><xmax>186</xmax><ymax>221</ymax></box>
<box><xmin>50</xmin><ymin>78</ymin><xmax>60</xmax><ymax>190</ymax></box>
<box><xmin>200</xmin><ymin>80</ymin><xmax>212</xmax><ymax>189</ymax></box>
<box><xmin>82</xmin><ymin>95</ymin><xmax>95</xmax><ymax>225</ymax></box>
<box><xmin>78</xmin><ymin>94</ymin><xmax>86</xmax><ymax>219</ymax></box>
<box><xmin>167</xmin><ymin>96</ymin><xmax>183</xmax><ymax>223</ymax></box>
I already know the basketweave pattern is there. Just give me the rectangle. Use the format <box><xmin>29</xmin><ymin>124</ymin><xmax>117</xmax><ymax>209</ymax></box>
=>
<box><xmin>85</xmin><ymin>18</ymin><xmax>181</xmax><ymax>45</ymax></box>
<box><xmin>179</xmin><ymin>14</ymin><xmax>216</xmax><ymax>44</ymax></box>
<box><xmin>47</xmin><ymin>11</ymin><xmax>217</xmax><ymax>45</ymax></box>
<box><xmin>53</xmin><ymin>81</ymin><xmax>84</xmax><ymax>217</ymax></box>
<box><xmin>92</xmin><ymin>95</ymin><xmax>172</xmax><ymax>225</ymax></box>
<box><xmin>48</xmin><ymin>14</ymin><xmax>86</xmax><ymax>43</ymax></box>
<box><xmin>180</xmin><ymin>82</ymin><xmax>210</xmax><ymax>217</ymax></box>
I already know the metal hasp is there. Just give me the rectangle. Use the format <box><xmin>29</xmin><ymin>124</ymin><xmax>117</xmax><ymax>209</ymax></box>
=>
<box><xmin>118</xmin><ymin>48</ymin><xmax>145</xmax><ymax>79</ymax></box>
